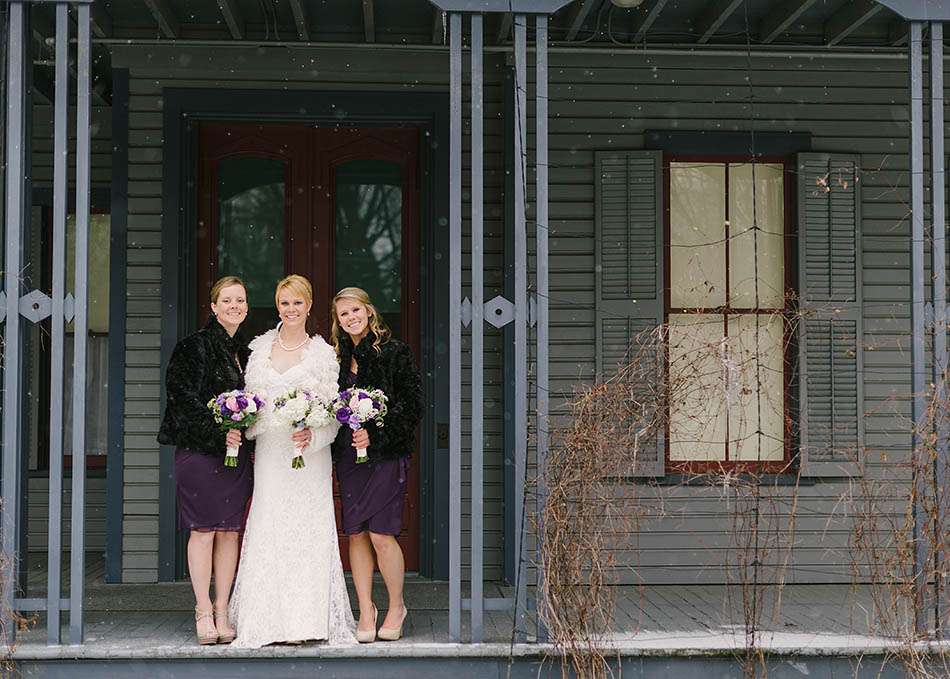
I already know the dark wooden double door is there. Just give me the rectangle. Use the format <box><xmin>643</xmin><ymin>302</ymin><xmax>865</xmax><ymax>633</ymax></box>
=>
<box><xmin>196</xmin><ymin>122</ymin><xmax>420</xmax><ymax>570</ymax></box>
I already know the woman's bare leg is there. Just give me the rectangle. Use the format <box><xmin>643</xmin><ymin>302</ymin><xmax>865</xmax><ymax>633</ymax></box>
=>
<box><xmin>349</xmin><ymin>532</ymin><xmax>377</xmax><ymax>631</ymax></box>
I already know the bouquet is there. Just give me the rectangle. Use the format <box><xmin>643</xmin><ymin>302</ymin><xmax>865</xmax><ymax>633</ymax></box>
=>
<box><xmin>273</xmin><ymin>389</ymin><xmax>333</xmax><ymax>469</ymax></box>
<box><xmin>207</xmin><ymin>390</ymin><xmax>264</xmax><ymax>467</ymax></box>
<box><xmin>331</xmin><ymin>387</ymin><xmax>388</xmax><ymax>464</ymax></box>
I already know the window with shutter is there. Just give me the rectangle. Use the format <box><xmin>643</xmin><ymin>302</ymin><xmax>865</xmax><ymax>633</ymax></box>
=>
<box><xmin>665</xmin><ymin>157</ymin><xmax>792</xmax><ymax>472</ymax></box>
<box><xmin>797</xmin><ymin>154</ymin><xmax>864</xmax><ymax>477</ymax></box>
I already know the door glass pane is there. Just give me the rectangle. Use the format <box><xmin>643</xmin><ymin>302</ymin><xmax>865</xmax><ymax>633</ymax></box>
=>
<box><xmin>334</xmin><ymin>160</ymin><xmax>403</xmax><ymax>341</ymax></box>
<box><xmin>218</xmin><ymin>156</ymin><xmax>286</xmax><ymax>336</ymax></box>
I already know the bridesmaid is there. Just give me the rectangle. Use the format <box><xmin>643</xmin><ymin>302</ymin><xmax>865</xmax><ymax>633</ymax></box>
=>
<box><xmin>157</xmin><ymin>275</ymin><xmax>253</xmax><ymax>645</ymax></box>
<box><xmin>331</xmin><ymin>287</ymin><xmax>423</xmax><ymax>643</ymax></box>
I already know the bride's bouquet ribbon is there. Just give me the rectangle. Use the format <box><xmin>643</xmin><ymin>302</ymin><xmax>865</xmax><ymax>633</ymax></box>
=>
<box><xmin>331</xmin><ymin>387</ymin><xmax>388</xmax><ymax>464</ymax></box>
<box><xmin>273</xmin><ymin>389</ymin><xmax>335</xmax><ymax>469</ymax></box>
<box><xmin>207</xmin><ymin>390</ymin><xmax>264</xmax><ymax>467</ymax></box>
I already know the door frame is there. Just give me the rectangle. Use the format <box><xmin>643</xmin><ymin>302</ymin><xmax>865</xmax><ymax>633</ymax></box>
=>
<box><xmin>158</xmin><ymin>88</ymin><xmax>450</xmax><ymax>581</ymax></box>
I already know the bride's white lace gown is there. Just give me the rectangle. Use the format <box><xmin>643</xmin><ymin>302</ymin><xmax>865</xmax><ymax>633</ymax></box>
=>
<box><xmin>229</xmin><ymin>329</ymin><xmax>356</xmax><ymax>648</ymax></box>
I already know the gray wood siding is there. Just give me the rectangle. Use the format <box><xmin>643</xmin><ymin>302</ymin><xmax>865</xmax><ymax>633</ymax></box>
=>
<box><xmin>111</xmin><ymin>44</ymin><xmax>918</xmax><ymax>584</ymax></box>
<box><xmin>536</xmin><ymin>52</ymin><xmax>914</xmax><ymax>584</ymax></box>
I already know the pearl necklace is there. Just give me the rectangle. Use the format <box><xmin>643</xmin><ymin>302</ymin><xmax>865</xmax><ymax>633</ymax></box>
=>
<box><xmin>276</xmin><ymin>322</ymin><xmax>309</xmax><ymax>352</ymax></box>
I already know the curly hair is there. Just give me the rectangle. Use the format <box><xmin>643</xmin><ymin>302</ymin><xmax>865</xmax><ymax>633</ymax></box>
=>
<box><xmin>330</xmin><ymin>287</ymin><xmax>391</xmax><ymax>355</ymax></box>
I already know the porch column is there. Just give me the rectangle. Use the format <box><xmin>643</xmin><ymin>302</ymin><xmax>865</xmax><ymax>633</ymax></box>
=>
<box><xmin>1</xmin><ymin>0</ymin><xmax>30</xmax><ymax>646</ymax></box>
<box><xmin>431</xmin><ymin>0</ymin><xmax>567</xmax><ymax>643</ymax></box>
<box><xmin>0</xmin><ymin>0</ymin><xmax>93</xmax><ymax>646</ymax></box>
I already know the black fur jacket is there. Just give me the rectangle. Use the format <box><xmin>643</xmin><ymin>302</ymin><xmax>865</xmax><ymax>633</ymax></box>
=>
<box><xmin>157</xmin><ymin>317</ymin><xmax>250</xmax><ymax>456</ymax></box>
<box><xmin>331</xmin><ymin>332</ymin><xmax>423</xmax><ymax>462</ymax></box>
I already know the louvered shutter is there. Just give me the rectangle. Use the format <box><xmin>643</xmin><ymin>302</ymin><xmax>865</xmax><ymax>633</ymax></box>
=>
<box><xmin>595</xmin><ymin>151</ymin><xmax>665</xmax><ymax>477</ymax></box>
<box><xmin>797</xmin><ymin>153</ymin><xmax>864</xmax><ymax>477</ymax></box>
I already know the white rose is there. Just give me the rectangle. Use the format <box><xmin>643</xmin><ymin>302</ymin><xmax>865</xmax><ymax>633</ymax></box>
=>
<box><xmin>354</xmin><ymin>398</ymin><xmax>375</xmax><ymax>419</ymax></box>
<box><xmin>246</xmin><ymin>400</ymin><xmax>257</xmax><ymax>413</ymax></box>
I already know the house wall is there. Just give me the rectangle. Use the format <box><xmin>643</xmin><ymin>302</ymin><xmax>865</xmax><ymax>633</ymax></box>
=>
<box><xmin>110</xmin><ymin>43</ymin><xmax>917</xmax><ymax>584</ymax></box>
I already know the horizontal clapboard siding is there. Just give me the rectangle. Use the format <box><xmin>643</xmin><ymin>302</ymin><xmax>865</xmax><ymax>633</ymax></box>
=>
<box><xmin>535</xmin><ymin>51</ymin><xmax>918</xmax><ymax>583</ymax></box>
<box><xmin>27</xmin><ymin>477</ymin><xmax>107</xmax><ymax>552</ymax></box>
<box><xmin>112</xmin><ymin>44</ymin><xmax>507</xmax><ymax>583</ymax></box>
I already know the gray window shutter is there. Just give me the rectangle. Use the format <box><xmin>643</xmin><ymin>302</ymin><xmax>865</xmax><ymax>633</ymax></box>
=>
<box><xmin>797</xmin><ymin>153</ymin><xmax>864</xmax><ymax>477</ymax></box>
<box><xmin>595</xmin><ymin>151</ymin><xmax>665</xmax><ymax>477</ymax></box>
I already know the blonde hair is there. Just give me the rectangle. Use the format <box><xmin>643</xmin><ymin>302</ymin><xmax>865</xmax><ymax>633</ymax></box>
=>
<box><xmin>210</xmin><ymin>275</ymin><xmax>246</xmax><ymax>305</ymax></box>
<box><xmin>331</xmin><ymin>287</ymin><xmax>391</xmax><ymax>355</ymax></box>
<box><xmin>274</xmin><ymin>274</ymin><xmax>313</xmax><ymax>307</ymax></box>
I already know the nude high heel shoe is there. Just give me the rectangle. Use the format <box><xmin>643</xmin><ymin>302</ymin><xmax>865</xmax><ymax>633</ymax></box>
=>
<box><xmin>195</xmin><ymin>607</ymin><xmax>218</xmax><ymax>645</ymax></box>
<box><xmin>356</xmin><ymin>606</ymin><xmax>378</xmax><ymax>643</ymax></box>
<box><xmin>214</xmin><ymin>605</ymin><xmax>236</xmax><ymax>644</ymax></box>
<box><xmin>377</xmin><ymin>605</ymin><xmax>407</xmax><ymax>641</ymax></box>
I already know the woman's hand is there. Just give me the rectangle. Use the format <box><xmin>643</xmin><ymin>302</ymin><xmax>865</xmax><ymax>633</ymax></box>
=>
<box><xmin>292</xmin><ymin>427</ymin><xmax>313</xmax><ymax>450</ymax></box>
<box><xmin>352</xmin><ymin>428</ymin><xmax>370</xmax><ymax>449</ymax></box>
<box><xmin>226</xmin><ymin>429</ymin><xmax>242</xmax><ymax>449</ymax></box>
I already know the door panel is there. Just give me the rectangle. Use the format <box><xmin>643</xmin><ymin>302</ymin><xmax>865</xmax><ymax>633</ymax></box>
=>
<box><xmin>318</xmin><ymin>127</ymin><xmax>421</xmax><ymax>571</ymax></box>
<box><xmin>196</xmin><ymin>123</ymin><xmax>421</xmax><ymax>572</ymax></box>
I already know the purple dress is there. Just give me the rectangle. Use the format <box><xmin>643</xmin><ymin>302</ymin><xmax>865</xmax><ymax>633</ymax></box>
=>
<box><xmin>174</xmin><ymin>444</ymin><xmax>253</xmax><ymax>532</ymax></box>
<box><xmin>335</xmin><ymin>371</ymin><xmax>409</xmax><ymax>536</ymax></box>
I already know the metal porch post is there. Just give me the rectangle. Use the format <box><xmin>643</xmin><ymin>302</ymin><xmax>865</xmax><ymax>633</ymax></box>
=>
<box><xmin>448</xmin><ymin>10</ymin><xmax>462</xmax><ymax>643</ymax></box>
<box><xmin>909</xmin><ymin>19</ymin><xmax>930</xmax><ymax>636</ymax></box>
<box><xmin>534</xmin><ymin>13</ymin><xmax>549</xmax><ymax>644</ymax></box>
<box><xmin>470</xmin><ymin>12</ymin><xmax>485</xmax><ymax>644</ymax></box>
<box><xmin>512</xmin><ymin>12</ymin><xmax>529</xmax><ymax>642</ymax></box>
<box><xmin>930</xmin><ymin>21</ymin><xmax>948</xmax><ymax>637</ymax></box>
<box><xmin>1</xmin><ymin>0</ymin><xmax>29</xmax><ymax>647</ymax></box>
<box><xmin>70</xmin><ymin>1</ymin><xmax>92</xmax><ymax>644</ymax></box>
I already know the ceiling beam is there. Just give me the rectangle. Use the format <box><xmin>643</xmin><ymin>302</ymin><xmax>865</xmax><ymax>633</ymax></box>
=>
<box><xmin>432</xmin><ymin>9</ymin><xmax>445</xmax><ymax>44</ymax></box>
<box><xmin>495</xmin><ymin>13</ymin><xmax>513</xmax><ymax>43</ymax></box>
<box><xmin>696</xmin><ymin>0</ymin><xmax>744</xmax><ymax>44</ymax></box>
<box><xmin>565</xmin><ymin>0</ymin><xmax>599</xmax><ymax>41</ymax></box>
<box><xmin>288</xmin><ymin>0</ymin><xmax>310</xmax><ymax>41</ymax></box>
<box><xmin>89</xmin><ymin>2</ymin><xmax>113</xmax><ymax>38</ymax></box>
<box><xmin>759</xmin><ymin>0</ymin><xmax>818</xmax><ymax>44</ymax></box>
<box><xmin>143</xmin><ymin>0</ymin><xmax>180</xmax><ymax>39</ymax></box>
<box><xmin>631</xmin><ymin>0</ymin><xmax>669</xmax><ymax>43</ymax></box>
<box><xmin>824</xmin><ymin>0</ymin><xmax>883</xmax><ymax>46</ymax></box>
<box><xmin>363</xmin><ymin>0</ymin><xmax>375</xmax><ymax>43</ymax></box>
<box><xmin>888</xmin><ymin>18</ymin><xmax>912</xmax><ymax>45</ymax></box>
<box><xmin>216</xmin><ymin>0</ymin><xmax>244</xmax><ymax>40</ymax></box>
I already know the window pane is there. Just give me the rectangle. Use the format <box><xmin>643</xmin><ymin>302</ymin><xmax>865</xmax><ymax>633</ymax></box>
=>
<box><xmin>335</xmin><ymin>160</ymin><xmax>403</xmax><ymax>341</ymax></box>
<box><xmin>668</xmin><ymin>313</ymin><xmax>728</xmax><ymax>461</ymax></box>
<box><xmin>66</xmin><ymin>213</ymin><xmax>110</xmax><ymax>333</ymax></box>
<box><xmin>218</xmin><ymin>157</ymin><xmax>286</xmax><ymax>309</ymax></box>
<box><xmin>728</xmin><ymin>163</ymin><xmax>785</xmax><ymax>309</ymax></box>
<box><xmin>727</xmin><ymin>314</ymin><xmax>786</xmax><ymax>462</ymax></box>
<box><xmin>670</xmin><ymin>163</ymin><xmax>727</xmax><ymax>309</ymax></box>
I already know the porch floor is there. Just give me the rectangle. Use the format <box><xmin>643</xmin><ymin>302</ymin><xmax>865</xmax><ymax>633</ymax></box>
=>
<box><xmin>10</xmin><ymin>553</ymin><xmax>915</xmax><ymax>660</ymax></box>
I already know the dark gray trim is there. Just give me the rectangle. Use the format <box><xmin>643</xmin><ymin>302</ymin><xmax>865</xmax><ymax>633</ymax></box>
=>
<box><xmin>502</xmin><ymin>65</ymin><xmax>516</xmax><ymax>587</ymax></box>
<box><xmin>12</xmin><ymin>653</ymin><xmax>913</xmax><ymax>678</ymax></box>
<box><xmin>644</xmin><ymin>130</ymin><xmax>812</xmax><ymax>155</ymax></box>
<box><xmin>428</xmin><ymin>0</ymin><xmax>571</xmax><ymax>13</ymax></box>
<box><xmin>158</xmin><ymin>87</ymin><xmax>450</xmax><ymax>582</ymax></box>
<box><xmin>105</xmin><ymin>68</ymin><xmax>128</xmax><ymax>585</ymax></box>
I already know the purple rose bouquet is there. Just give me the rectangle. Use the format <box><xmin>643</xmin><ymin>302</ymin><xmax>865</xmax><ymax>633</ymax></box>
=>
<box><xmin>207</xmin><ymin>390</ymin><xmax>264</xmax><ymax>467</ymax></box>
<box><xmin>331</xmin><ymin>387</ymin><xmax>388</xmax><ymax>464</ymax></box>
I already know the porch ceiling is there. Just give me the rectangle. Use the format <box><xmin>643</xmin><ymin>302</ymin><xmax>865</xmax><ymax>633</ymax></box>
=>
<box><xmin>28</xmin><ymin>0</ymin><xmax>922</xmax><ymax>107</ymax></box>
<box><xmin>95</xmin><ymin>0</ymin><xmax>911</xmax><ymax>47</ymax></box>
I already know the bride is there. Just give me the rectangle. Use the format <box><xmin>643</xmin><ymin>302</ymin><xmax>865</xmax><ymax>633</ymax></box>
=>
<box><xmin>228</xmin><ymin>274</ymin><xmax>356</xmax><ymax>647</ymax></box>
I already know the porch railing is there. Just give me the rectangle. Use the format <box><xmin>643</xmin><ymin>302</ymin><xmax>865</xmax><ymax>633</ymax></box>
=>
<box><xmin>1</xmin><ymin>0</ymin><xmax>92</xmax><ymax>646</ymax></box>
